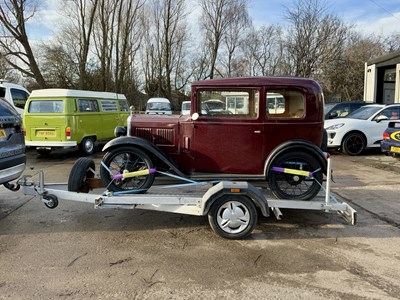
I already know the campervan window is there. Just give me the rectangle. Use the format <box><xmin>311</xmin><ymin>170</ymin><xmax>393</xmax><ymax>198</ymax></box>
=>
<box><xmin>100</xmin><ymin>100</ymin><xmax>118</xmax><ymax>112</ymax></box>
<box><xmin>118</xmin><ymin>99</ymin><xmax>129</xmax><ymax>111</ymax></box>
<box><xmin>78</xmin><ymin>99</ymin><xmax>99</xmax><ymax>112</ymax></box>
<box><xmin>28</xmin><ymin>100</ymin><xmax>64</xmax><ymax>113</ymax></box>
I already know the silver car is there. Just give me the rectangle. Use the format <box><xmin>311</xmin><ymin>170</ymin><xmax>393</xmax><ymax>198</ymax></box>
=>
<box><xmin>0</xmin><ymin>97</ymin><xmax>25</xmax><ymax>190</ymax></box>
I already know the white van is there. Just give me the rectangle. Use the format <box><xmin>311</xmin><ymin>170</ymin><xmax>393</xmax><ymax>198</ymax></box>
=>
<box><xmin>145</xmin><ymin>97</ymin><xmax>172</xmax><ymax>115</ymax></box>
<box><xmin>0</xmin><ymin>80</ymin><xmax>30</xmax><ymax>116</ymax></box>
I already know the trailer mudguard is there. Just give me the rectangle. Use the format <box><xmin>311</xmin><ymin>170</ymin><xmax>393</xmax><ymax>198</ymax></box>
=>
<box><xmin>200</xmin><ymin>181</ymin><xmax>270</xmax><ymax>217</ymax></box>
<box><xmin>264</xmin><ymin>140</ymin><xmax>328</xmax><ymax>177</ymax></box>
<box><xmin>102</xmin><ymin>136</ymin><xmax>187</xmax><ymax>177</ymax></box>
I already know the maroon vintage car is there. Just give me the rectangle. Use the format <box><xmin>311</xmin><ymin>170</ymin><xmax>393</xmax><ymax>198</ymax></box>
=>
<box><xmin>100</xmin><ymin>77</ymin><xmax>327</xmax><ymax>200</ymax></box>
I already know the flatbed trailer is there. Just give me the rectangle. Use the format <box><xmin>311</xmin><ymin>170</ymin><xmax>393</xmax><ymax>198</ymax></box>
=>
<box><xmin>17</xmin><ymin>158</ymin><xmax>356</xmax><ymax>239</ymax></box>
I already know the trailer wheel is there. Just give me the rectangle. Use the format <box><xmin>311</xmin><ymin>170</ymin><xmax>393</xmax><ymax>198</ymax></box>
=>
<box><xmin>100</xmin><ymin>146</ymin><xmax>155</xmax><ymax>193</ymax></box>
<box><xmin>68</xmin><ymin>157</ymin><xmax>96</xmax><ymax>193</ymax></box>
<box><xmin>268</xmin><ymin>151</ymin><xmax>323</xmax><ymax>200</ymax></box>
<box><xmin>43</xmin><ymin>194</ymin><xmax>58</xmax><ymax>209</ymax></box>
<box><xmin>208</xmin><ymin>195</ymin><xmax>257</xmax><ymax>240</ymax></box>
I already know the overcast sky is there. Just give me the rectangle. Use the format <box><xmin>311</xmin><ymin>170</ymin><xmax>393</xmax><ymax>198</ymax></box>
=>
<box><xmin>29</xmin><ymin>0</ymin><xmax>400</xmax><ymax>41</ymax></box>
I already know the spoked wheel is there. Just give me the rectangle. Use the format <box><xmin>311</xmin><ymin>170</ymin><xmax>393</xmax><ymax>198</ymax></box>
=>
<box><xmin>208</xmin><ymin>196</ymin><xmax>257</xmax><ymax>239</ymax></box>
<box><xmin>100</xmin><ymin>146</ymin><xmax>155</xmax><ymax>193</ymax></box>
<box><xmin>268</xmin><ymin>152</ymin><xmax>323</xmax><ymax>200</ymax></box>
<box><xmin>342</xmin><ymin>133</ymin><xmax>365</xmax><ymax>156</ymax></box>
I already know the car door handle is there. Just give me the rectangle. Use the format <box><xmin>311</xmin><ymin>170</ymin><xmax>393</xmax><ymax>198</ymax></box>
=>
<box><xmin>254</xmin><ymin>130</ymin><xmax>261</xmax><ymax>134</ymax></box>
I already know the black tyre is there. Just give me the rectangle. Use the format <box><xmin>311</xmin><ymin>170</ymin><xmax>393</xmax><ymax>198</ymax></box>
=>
<box><xmin>208</xmin><ymin>195</ymin><xmax>257</xmax><ymax>240</ymax></box>
<box><xmin>268</xmin><ymin>151</ymin><xmax>323</xmax><ymax>200</ymax></box>
<box><xmin>342</xmin><ymin>133</ymin><xmax>365</xmax><ymax>156</ymax></box>
<box><xmin>68</xmin><ymin>157</ymin><xmax>96</xmax><ymax>193</ymax></box>
<box><xmin>100</xmin><ymin>146</ymin><xmax>155</xmax><ymax>193</ymax></box>
<box><xmin>80</xmin><ymin>137</ymin><xmax>95</xmax><ymax>156</ymax></box>
<box><xmin>43</xmin><ymin>194</ymin><xmax>58</xmax><ymax>209</ymax></box>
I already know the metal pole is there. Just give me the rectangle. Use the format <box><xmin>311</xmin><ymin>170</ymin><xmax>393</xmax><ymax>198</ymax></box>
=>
<box><xmin>325</xmin><ymin>158</ymin><xmax>331</xmax><ymax>205</ymax></box>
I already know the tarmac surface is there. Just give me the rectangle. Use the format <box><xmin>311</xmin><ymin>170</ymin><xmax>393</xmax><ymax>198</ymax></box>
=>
<box><xmin>0</xmin><ymin>147</ymin><xmax>399</xmax><ymax>299</ymax></box>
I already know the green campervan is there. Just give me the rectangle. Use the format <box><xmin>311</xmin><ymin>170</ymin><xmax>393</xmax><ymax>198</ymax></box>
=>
<box><xmin>23</xmin><ymin>89</ymin><xmax>129</xmax><ymax>155</ymax></box>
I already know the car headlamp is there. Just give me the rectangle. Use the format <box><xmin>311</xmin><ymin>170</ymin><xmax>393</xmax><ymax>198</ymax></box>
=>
<box><xmin>326</xmin><ymin>123</ymin><xmax>345</xmax><ymax>130</ymax></box>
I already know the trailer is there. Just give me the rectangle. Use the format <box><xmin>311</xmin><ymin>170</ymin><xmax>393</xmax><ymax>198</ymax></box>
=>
<box><xmin>16</xmin><ymin>158</ymin><xmax>356</xmax><ymax>239</ymax></box>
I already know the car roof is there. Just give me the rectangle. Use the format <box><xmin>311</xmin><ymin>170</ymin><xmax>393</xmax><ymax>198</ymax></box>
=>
<box><xmin>30</xmin><ymin>89</ymin><xmax>126</xmax><ymax>100</ymax></box>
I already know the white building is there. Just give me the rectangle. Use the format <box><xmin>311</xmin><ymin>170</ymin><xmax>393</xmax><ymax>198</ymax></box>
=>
<box><xmin>364</xmin><ymin>50</ymin><xmax>400</xmax><ymax>104</ymax></box>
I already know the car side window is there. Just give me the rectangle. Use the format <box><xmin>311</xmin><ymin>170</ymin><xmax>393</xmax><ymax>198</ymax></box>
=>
<box><xmin>78</xmin><ymin>99</ymin><xmax>99</xmax><ymax>112</ymax></box>
<box><xmin>10</xmin><ymin>88</ymin><xmax>29</xmax><ymax>109</ymax></box>
<box><xmin>267</xmin><ymin>90</ymin><xmax>304</xmax><ymax>118</ymax></box>
<box><xmin>197</xmin><ymin>90</ymin><xmax>259</xmax><ymax>118</ymax></box>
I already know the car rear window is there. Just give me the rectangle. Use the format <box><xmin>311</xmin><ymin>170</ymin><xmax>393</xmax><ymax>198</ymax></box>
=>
<box><xmin>28</xmin><ymin>100</ymin><xmax>64</xmax><ymax>113</ymax></box>
<box><xmin>267</xmin><ymin>90</ymin><xmax>305</xmax><ymax>118</ymax></box>
<box><xmin>0</xmin><ymin>98</ymin><xmax>17</xmax><ymax>116</ymax></box>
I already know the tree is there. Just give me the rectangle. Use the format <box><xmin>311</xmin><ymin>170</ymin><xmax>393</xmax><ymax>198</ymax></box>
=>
<box><xmin>199</xmin><ymin>0</ymin><xmax>250</xmax><ymax>79</ymax></box>
<box><xmin>241</xmin><ymin>25</ymin><xmax>284</xmax><ymax>76</ymax></box>
<box><xmin>283</xmin><ymin>0</ymin><xmax>349</xmax><ymax>81</ymax></box>
<box><xmin>0</xmin><ymin>0</ymin><xmax>46</xmax><ymax>87</ymax></box>
<box><xmin>141</xmin><ymin>0</ymin><xmax>189</xmax><ymax>102</ymax></box>
<box><xmin>326</xmin><ymin>33</ymin><xmax>384</xmax><ymax>100</ymax></box>
<box><xmin>61</xmin><ymin>0</ymin><xmax>99</xmax><ymax>90</ymax></box>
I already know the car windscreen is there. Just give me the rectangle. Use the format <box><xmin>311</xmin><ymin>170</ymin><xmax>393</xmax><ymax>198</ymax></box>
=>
<box><xmin>346</xmin><ymin>106</ymin><xmax>382</xmax><ymax>120</ymax></box>
<box><xmin>324</xmin><ymin>103</ymin><xmax>336</xmax><ymax>114</ymax></box>
<box><xmin>146</xmin><ymin>102</ymin><xmax>171</xmax><ymax>111</ymax></box>
<box><xmin>28</xmin><ymin>100</ymin><xmax>64</xmax><ymax>113</ymax></box>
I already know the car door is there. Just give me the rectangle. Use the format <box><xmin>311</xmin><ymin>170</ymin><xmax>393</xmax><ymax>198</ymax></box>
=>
<box><xmin>191</xmin><ymin>89</ymin><xmax>264</xmax><ymax>175</ymax></box>
<box><xmin>369</xmin><ymin>106</ymin><xmax>400</xmax><ymax>145</ymax></box>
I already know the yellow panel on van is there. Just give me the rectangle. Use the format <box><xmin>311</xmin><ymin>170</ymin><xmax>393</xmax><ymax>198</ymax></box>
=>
<box><xmin>23</xmin><ymin>89</ymin><xmax>129</xmax><ymax>155</ymax></box>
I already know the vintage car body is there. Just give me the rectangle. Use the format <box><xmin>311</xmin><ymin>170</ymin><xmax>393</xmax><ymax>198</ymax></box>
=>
<box><xmin>101</xmin><ymin>77</ymin><xmax>327</xmax><ymax>200</ymax></box>
<box><xmin>381</xmin><ymin>121</ymin><xmax>400</xmax><ymax>158</ymax></box>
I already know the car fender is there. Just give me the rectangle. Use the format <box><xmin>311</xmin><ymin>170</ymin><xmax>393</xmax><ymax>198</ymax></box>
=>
<box><xmin>264</xmin><ymin>140</ymin><xmax>328</xmax><ymax>177</ymax></box>
<box><xmin>102</xmin><ymin>136</ymin><xmax>186</xmax><ymax>177</ymax></box>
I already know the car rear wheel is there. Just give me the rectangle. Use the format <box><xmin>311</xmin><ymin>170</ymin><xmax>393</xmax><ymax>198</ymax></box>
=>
<box><xmin>342</xmin><ymin>133</ymin><xmax>365</xmax><ymax>156</ymax></box>
<box><xmin>80</xmin><ymin>137</ymin><xmax>95</xmax><ymax>156</ymax></box>
<box><xmin>268</xmin><ymin>151</ymin><xmax>323</xmax><ymax>200</ymax></box>
<box><xmin>100</xmin><ymin>146</ymin><xmax>155</xmax><ymax>193</ymax></box>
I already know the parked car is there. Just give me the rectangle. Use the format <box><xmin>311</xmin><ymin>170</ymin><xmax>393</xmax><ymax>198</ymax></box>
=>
<box><xmin>0</xmin><ymin>97</ymin><xmax>26</xmax><ymax>189</ymax></box>
<box><xmin>23</xmin><ymin>89</ymin><xmax>129</xmax><ymax>155</ymax></box>
<box><xmin>101</xmin><ymin>77</ymin><xmax>328</xmax><ymax>201</ymax></box>
<box><xmin>325</xmin><ymin>104</ymin><xmax>400</xmax><ymax>156</ymax></box>
<box><xmin>181</xmin><ymin>101</ymin><xmax>191</xmax><ymax>115</ymax></box>
<box><xmin>324</xmin><ymin>101</ymin><xmax>366</xmax><ymax>119</ymax></box>
<box><xmin>0</xmin><ymin>80</ymin><xmax>30</xmax><ymax>116</ymax></box>
<box><xmin>145</xmin><ymin>98</ymin><xmax>172</xmax><ymax>115</ymax></box>
<box><xmin>381</xmin><ymin>121</ymin><xmax>400</xmax><ymax>159</ymax></box>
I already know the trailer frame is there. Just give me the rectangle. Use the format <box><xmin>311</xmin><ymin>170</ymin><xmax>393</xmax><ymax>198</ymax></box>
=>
<box><xmin>17</xmin><ymin>158</ymin><xmax>356</xmax><ymax>239</ymax></box>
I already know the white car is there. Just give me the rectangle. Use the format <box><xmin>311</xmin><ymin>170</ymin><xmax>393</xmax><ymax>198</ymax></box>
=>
<box><xmin>181</xmin><ymin>101</ymin><xmax>190</xmax><ymax>115</ymax></box>
<box><xmin>325</xmin><ymin>104</ymin><xmax>400</xmax><ymax>155</ymax></box>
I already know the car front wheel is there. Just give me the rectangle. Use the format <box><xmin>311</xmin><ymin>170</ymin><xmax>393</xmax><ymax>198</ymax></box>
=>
<box><xmin>342</xmin><ymin>132</ymin><xmax>365</xmax><ymax>156</ymax></box>
<box><xmin>100</xmin><ymin>146</ymin><xmax>155</xmax><ymax>193</ymax></box>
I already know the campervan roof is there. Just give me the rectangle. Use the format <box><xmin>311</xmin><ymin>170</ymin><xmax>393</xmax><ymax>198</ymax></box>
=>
<box><xmin>29</xmin><ymin>89</ymin><xmax>126</xmax><ymax>100</ymax></box>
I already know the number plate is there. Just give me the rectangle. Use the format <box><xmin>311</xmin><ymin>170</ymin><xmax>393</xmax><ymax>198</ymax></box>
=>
<box><xmin>37</xmin><ymin>131</ymin><xmax>56</xmax><ymax>137</ymax></box>
<box><xmin>390</xmin><ymin>146</ymin><xmax>400</xmax><ymax>153</ymax></box>
<box><xmin>0</xmin><ymin>129</ymin><xmax>6</xmax><ymax>138</ymax></box>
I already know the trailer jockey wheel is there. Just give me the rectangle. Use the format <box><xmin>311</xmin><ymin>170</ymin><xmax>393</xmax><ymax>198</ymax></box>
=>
<box><xmin>208</xmin><ymin>195</ymin><xmax>257</xmax><ymax>240</ymax></box>
<box><xmin>43</xmin><ymin>194</ymin><xmax>58</xmax><ymax>209</ymax></box>
<box><xmin>68</xmin><ymin>157</ymin><xmax>96</xmax><ymax>193</ymax></box>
